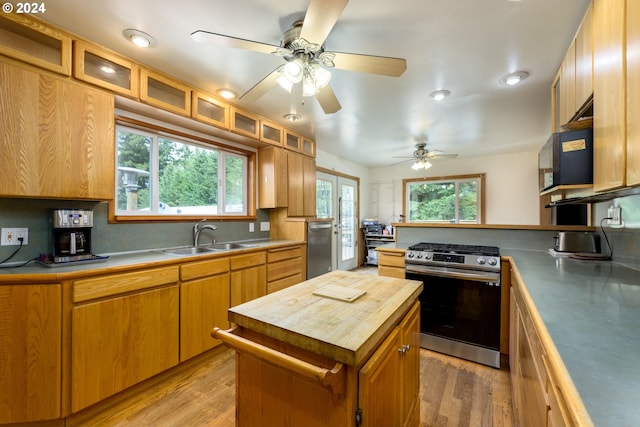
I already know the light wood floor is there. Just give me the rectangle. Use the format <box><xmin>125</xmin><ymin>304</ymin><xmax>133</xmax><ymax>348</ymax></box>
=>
<box><xmin>70</xmin><ymin>345</ymin><xmax>514</xmax><ymax>427</ymax></box>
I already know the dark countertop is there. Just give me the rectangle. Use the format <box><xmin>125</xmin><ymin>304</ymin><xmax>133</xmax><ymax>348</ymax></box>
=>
<box><xmin>504</xmin><ymin>249</ymin><xmax>640</xmax><ymax>427</ymax></box>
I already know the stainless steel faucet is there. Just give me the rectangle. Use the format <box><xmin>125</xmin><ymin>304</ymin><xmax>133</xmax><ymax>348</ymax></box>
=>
<box><xmin>193</xmin><ymin>219</ymin><xmax>217</xmax><ymax>246</ymax></box>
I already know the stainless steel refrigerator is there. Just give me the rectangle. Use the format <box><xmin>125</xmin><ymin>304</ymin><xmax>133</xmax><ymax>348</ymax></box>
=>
<box><xmin>307</xmin><ymin>221</ymin><xmax>332</xmax><ymax>279</ymax></box>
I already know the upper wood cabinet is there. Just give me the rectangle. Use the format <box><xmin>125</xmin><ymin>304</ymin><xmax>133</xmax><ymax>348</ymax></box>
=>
<box><xmin>230</xmin><ymin>107</ymin><xmax>260</xmax><ymax>139</ymax></box>
<box><xmin>73</xmin><ymin>40</ymin><xmax>139</xmax><ymax>98</ymax></box>
<box><xmin>0</xmin><ymin>60</ymin><xmax>115</xmax><ymax>200</ymax></box>
<box><xmin>260</xmin><ymin>119</ymin><xmax>283</xmax><ymax>146</ymax></box>
<box><xmin>287</xmin><ymin>151</ymin><xmax>316</xmax><ymax>217</ymax></box>
<box><xmin>258</xmin><ymin>146</ymin><xmax>288</xmax><ymax>209</ymax></box>
<box><xmin>191</xmin><ymin>90</ymin><xmax>230</xmax><ymax>129</ymax></box>
<box><xmin>284</xmin><ymin>129</ymin><xmax>301</xmax><ymax>151</ymax></box>
<box><xmin>575</xmin><ymin>2</ymin><xmax>594</xmax><ymax>111</ymax></box>
<box><xmin>593</xmin><ymin>0</ymin><xmax>626</xmax><ymax>192</ymax></box>
<box><xmin>559</xmin><ymin>39</ymin><xmax>577</xmax><ymax>125</ymax></box>
<box><xmin>627</xmin><ymin>0</ymin><xmax>640</xmax><ymax>186</ymax></box>
<box><xmin>140</xmin><ymin>67</ymin><xmax>191</xmax><ymax>116</ymax></box>
<box><xmin>0</xmin><ymin>13</ymin><xmax>71</xmax><ymax>75</ymax></box>
<box><xmin>301</xmin><ymin>135</ymin><xmax>316</xmax><ymax>158</ymax></box>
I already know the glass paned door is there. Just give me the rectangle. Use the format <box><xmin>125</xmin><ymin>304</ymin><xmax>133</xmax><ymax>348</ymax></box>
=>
<box><xmin>316</xmin><ymin>172</ymin><xmax>358</xmax><ymax>271</ymax></box>
<box><xmin>338</xmin><ymin>178</ymin><xmax>358</xmax><ymax>270</ymax></box>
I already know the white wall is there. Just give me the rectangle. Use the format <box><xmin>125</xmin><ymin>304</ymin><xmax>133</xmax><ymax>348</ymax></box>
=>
<box><xmin>317</xmin><ymin>148</ymin><xmax>541</xmax><ymax>225</ymax></box>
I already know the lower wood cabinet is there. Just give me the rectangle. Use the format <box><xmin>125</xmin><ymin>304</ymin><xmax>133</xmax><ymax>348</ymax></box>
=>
<box><xmin>376</xmin><ymin>248</ymin><xmax>406</xmax><ymax>279</ymax></box>
<box><xmin>179</xmin><ymin>257</ymin><xmax>230</xmax><ymax>361</ymax></box>
<box><xmin>359</xmin><ymin>301</ymin><xmax>420</xmax><ymax>427</ymax></box>
<box><xmin>71</xmin><ymin>267</ymin><xmax>180</xmax><ymax>413</ymax></box>
<box><xmin>0</xmin><ymin>284</ymin><xmax>61</xmax><ymax>424</ymax></box>
<box><xmin>267</xmin><ymin>245</ymin><xmax>305</xmax><ymax>293</ymax></box>
<box><xmin>230</xmin><ymin>251</ymin><xmax>267</xmax><ymax>307</ymax></box>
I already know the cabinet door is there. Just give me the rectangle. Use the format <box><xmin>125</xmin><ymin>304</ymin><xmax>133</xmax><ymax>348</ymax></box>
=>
<box><xmin>140</xmin><ymin>68</ymin><xmax>191</xmax><ymax>116</ymax></box>
<box><xmin>302</xmin><ymin>155</ymin><xmax>317</xmax><ymax>216</ymax></box>
<box><xmin>73</xmin><ymin>40</ymin><xmax>139</xmax><ymax>97</ymax></box>
<box><xmin>180</xmin><ymin>273</ymin><xmax>230</xmax><ymax>361</ymax></box>
<box><xmin>0</xmin><ymin>284</ymin><xmax>61</xmax><ymax>423</ymax></box>
<box><xmin>258</xmin><ymin>146</ymin><xmax>288</xmax><ymax>209</ymax></box>
<box><xmin>230</xmin><ymin>265</ymin><xmax>267</xmax><ymax>307</ymax></box>
<box><xmin>0</xmin><ymin>61</ymin><xmax>115</xmax><ymax>200</ymax></box>
<box><xmin>260</xmin><ymin>119</ymin><xmax>283</xmax><ymax>146</ymax></box>
<box><xmin>575</xmin><ymin>2</ymin><xmax>594</xmax><ymax>110</ymax></box>
<box><xmin>359</xmin><ymin>327</ymin><xmax>401</xmax><ymax>427</ymax></box>
<box><xmin>627</xmin><ymin>0</ymin><xmax>640</xmax><ymax>186</ymax></box>
<box><xmin>287</xmin><ymin>152</ymin><xmax>305</xmax><ymax>216</ymax></box>
<box><xmin>230</xmin><ymin>107</ymin><xmax>260</xmax><ymax>139</ymax></box>
<box><xmin>0</xmin><ymin>14</ymin><xmax>72</xmax><ymax>75</ymax></box>
<box><xmin>399</xmin><ymin>302</ymin><xmax>420</xmax><ymax>427</ymax></box>
<box><xmin>192</xmin><ymin>90</ymin><xmax>229</xmax><ymax>129</ymax></box>
<box><xmin>71</xmin><ymin>285</ymin><xmax>179</xmax><ymax>413</ymax></box>
<box><xmin>560</xmin><ymin>39</ymin><xmax>576</xmax><ymax>124</ymax></box>
<box><xmin>593</xmin><ymin>0</ymin><xmax>627</xmax><ymax>192</ymax></box>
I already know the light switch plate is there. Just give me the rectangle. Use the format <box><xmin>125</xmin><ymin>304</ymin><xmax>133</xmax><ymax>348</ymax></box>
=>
<box><xmin>260</xmin><ymin>222</ymin><xmax>270</xmax><ymax>232</ymax></box>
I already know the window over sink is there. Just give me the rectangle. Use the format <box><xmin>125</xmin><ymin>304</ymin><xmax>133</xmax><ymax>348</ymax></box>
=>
<box><xmin>113</xmin><ymin>120</ymin><xmax>252</xmax><ymax>220</ymax></box>
<box><xmin>403</xmin><ymin>174</ymin><xmax>485</xmax><ymax>224</ymax></box>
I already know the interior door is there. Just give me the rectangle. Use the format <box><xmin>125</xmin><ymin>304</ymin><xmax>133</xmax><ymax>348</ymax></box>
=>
<box><xmin>316</xmin><ymin>172</ymin><xmax>359</xmax><ymax>271</ymax></box>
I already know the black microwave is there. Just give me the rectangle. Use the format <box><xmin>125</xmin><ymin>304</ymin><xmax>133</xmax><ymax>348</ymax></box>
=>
<box><xmin>538</xmin><ymin>128</ymin><xmax>593</xmax><ymax>192</ymax></box>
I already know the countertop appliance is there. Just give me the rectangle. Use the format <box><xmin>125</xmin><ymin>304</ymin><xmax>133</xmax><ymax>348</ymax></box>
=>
<box><xmin>404</xmin><ymin>242</ymin><xmax>501</xmax><ymax>368</ymax></box>
<box><xmin>553</xmin><ymin>231</ymin><xmax>599</xmax><ymax>253</ymax></box>
<box><xmin>538</xmin><ymin>128</ymin><xmax>593</xmax><ymax>191</ymax></box>
<box><xmin>307</xmin><ymin>221</ymin><xmax>332</xmax><ymax>279</ymax></box>
<box><xmin>45</xmin><ymin>209</ymin><xmax>108</xmax><ymax>267</ymax></box>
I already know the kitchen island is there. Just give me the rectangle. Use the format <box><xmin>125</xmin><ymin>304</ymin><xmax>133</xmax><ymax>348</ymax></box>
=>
<box><xmin>213</xmin><ymin>270</ymin><xmax>423</xmax><ymax>427</ymax></box>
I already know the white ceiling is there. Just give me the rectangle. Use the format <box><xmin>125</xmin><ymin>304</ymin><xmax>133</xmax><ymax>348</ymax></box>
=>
<box><xmin>41</xmin><ymin>0</ymin><xmax>590</xmax><ymax>167</ymax></box>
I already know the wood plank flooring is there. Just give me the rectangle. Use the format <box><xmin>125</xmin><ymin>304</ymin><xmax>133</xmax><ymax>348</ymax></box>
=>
<box><xmin>69</xmin><ymin>345</ymin><xmax>514</xmax><ymax>427</ymax></box>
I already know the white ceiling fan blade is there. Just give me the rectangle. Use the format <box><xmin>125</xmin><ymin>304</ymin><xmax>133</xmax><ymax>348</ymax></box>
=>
<box><xmin>316</xmin><ymin>84</ymin><xmax>342</xmax><ymax>114</ymax></box>
<box><xmin>191</xmin><ymin>30</ymin><xmax>278</xmax><ymax>55</ymax></box>
<box><xmin>299</xmin><ymin>0</ymin><xmax>349</xmax><ymax>45</ymax></box>
<box><xmin>240</xmin><ymin>66</ymin><xmax>283</xmax><ymax>101</ymax></box>
<box><xmin>427</xmin><ymin>153</ymin><xmax>458</xmax><ymax>159</ymax></box>
<box><xmin>331</xmin><ymin>51</ymin><xmax>407</xmax><ymax>77</ymax></box>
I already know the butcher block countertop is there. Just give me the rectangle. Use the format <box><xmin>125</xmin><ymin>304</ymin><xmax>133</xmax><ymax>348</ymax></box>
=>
<box><xmin>228</xmin><ymin>270</ymin><xmax>423</xmax><ymax>366</ymax></box>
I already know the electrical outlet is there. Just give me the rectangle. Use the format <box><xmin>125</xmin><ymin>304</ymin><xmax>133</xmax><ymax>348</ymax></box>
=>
<box><xmin>249</xmin><ymin>222</ymin><xmax>255</xmax><ymax>232</ymax></box>
<box><xmin>607</xmin><ymin>207</ymin><xmax>622</xmax><ymax>226</ymax></box>
<box><xmin>1</xmin><ymin>228</ymin><xmax>29</xmax><ymax>246</ymax></box>
<box><xmin>260</xmin><ymin>222</ymin><xmax>270</xmax><ymax>232</ymax></box>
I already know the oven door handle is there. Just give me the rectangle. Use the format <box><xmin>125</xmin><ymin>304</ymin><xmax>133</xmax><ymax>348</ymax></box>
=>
<box><xmin>405</xmin><ymin>265</ymin><xmax>500</xmax><ymax>283</ymax></box>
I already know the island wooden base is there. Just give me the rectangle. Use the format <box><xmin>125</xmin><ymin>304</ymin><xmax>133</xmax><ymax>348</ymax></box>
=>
<box><xmin>214</xmin><ymin>301</ymin><xmax>420</xmax><ymax>427</ymax></box>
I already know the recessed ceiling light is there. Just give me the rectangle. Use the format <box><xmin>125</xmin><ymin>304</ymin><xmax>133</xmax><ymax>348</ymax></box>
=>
<box><xmin>123</xmin><ymin>29</ymin><xmax>156</xmax><ymax>48</ymax></box>
<box><xmin>499</xmin><ymin>71</ymin><xmax>529</xmax><ymax>86</ymax></box>
<box><xmin>429</xmin><ymin>89</ymin><xmax>451</xmax><ymax>101</ymax></box>
<box><xmin>283</xmin><ymin>113</ymin><xmax>302</xmax><ymax>122</ymax></box>
<box><xmin>216</xmin><ymin>88</ymin><xmax>237</xmax><ymax>99</ymax></box>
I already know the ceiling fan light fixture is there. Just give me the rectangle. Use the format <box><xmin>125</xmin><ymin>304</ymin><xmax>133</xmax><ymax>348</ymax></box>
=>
<box><xmin>302</xmin><ymin>76</ymin><xmax>320</xmax><ymax>96</ymax></box>
<box><xmin>429</xmin><ymin>89</ymin><xmax>450</xmax><ymax>101</ymax></box>
<box><xmin>283</xmin><ymin>59</ymin><xmax>304</xmax><ymax>84</ymax></box>
<box><xmin>411</xmin><ymin>159</ymin><xmax>432</xmax><ymax>170</ymax></box>
<box><xmin>123</xmin><ymin>29</ymin><xmax>156</xmax><ymax>48</ymax></box>
<box><xmin>499</xmin><ymin>71</ymin><xmax>529</xmax><ymax>86</ymax></box>
<box><xmin>311</xmin><ymin>64</ymin><xmax>331</xmax><ymax>88</ymax></box>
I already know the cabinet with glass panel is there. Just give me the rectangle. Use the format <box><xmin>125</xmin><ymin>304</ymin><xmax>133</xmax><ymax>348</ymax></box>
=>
<box><xmin>73</xmin><ymin>40</ymin><xmax>139</xmax><ymax>98</ymax></box>
<box><xmin>140</xmin><ymin>67</ymin><xmax>192</xmax><ymax>116</ymax></box>
<box><xmin>191</xmin><ymin>90</ymin><xmax>230</xmax><ymax>129</ymax></box>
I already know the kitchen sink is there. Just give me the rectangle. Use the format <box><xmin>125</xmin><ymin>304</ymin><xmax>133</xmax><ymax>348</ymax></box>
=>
<box><xmin>161</xmin><ymin>242</ymin><xmax>257</xmax><ymax>256</ymax></box>
<box><xmin>209</xmin><ymin>242</ymin><xmax>257</xmax><ymax>250</ymax></box>
<box><xmin>161</xmin><ymin>246</ymin><xmax>220</xmax><ymax>256</ymax></box>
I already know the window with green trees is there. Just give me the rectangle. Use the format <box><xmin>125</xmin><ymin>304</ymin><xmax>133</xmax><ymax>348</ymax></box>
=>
<box><xmin>404</xmin><ymin>174</ymin><xmax>484</xmax><ymax>224</ymax></box>
<box><xmin>116</xmin><ymin>125</ymin><xmax>247</xmax><ymax>216</ymax></box>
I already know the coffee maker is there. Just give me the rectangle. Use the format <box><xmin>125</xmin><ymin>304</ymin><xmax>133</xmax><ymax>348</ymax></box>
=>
<box><xmin>51</xmin><ymin>208</ymin><xmax>94</xmax><ymax>263</ymax></box>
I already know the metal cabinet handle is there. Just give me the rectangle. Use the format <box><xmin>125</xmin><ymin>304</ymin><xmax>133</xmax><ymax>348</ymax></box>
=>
<box><xmin>397</xmin><ymin>344</ymin><xmax>411</xmax><ymax>355</ymax></box>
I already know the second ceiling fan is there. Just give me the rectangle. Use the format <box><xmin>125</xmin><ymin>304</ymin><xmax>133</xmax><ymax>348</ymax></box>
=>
<box><xmin>191</xmin><ymin>0</ymin><xmax>407</xmax><ymax>114</ymax></box>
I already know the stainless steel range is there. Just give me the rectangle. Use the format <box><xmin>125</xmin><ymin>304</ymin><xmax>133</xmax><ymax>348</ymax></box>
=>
<box><xmin>404</xmin><ymin>242</ymin><xmax>502</xmax><ymax>368</ymax></box>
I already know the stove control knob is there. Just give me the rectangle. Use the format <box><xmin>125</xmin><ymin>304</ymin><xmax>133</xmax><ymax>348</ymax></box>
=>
<box><xmin>423</xmin><ymin>252</ymin><xmax>432</xmax><ymax>260</ymax></box>
<box><xmin>488</xmin><ymin>257</ymin><xmax>498</xmax><ymax>266</ymax></box>
<box><xmin>416</xmin><ymin>252</ymin><xmax>423</xmax><ymax>259</ymax></box>
<box><xmin>477</xmin><ymin>257</ymin><xmax>486</xmax><ymax>265</ymax></box>
<box><xmin>407</xmin><ymin>252</ymin><xmax>415</xmax><ymax>258</ymax></box>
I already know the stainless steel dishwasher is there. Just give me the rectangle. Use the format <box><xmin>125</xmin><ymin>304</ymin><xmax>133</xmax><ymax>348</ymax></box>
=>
<box><xmin>307</xmin><ymin>221</ymin><xmax>332</xmax><ymax>279</ymax></box>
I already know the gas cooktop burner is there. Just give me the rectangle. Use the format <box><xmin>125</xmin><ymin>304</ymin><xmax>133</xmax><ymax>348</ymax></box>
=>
<box><xmin>407</xmin><ymin>242</ymin><xmax>500</xmax><ymax>257</ymax></box>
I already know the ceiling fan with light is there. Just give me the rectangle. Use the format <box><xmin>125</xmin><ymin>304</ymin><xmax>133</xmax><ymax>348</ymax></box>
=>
<box><xmin>190</xmin><ymin>0</ymin><xmax>407</xmax><ymax>114</ymax></box>
<box><xmin>393</xmin><ymin>139</ymin><xmax>458</xmax><ymax>170</ymax></box>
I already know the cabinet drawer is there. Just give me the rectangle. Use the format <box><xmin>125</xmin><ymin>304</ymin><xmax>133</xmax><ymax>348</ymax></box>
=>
<box><xmin>73</xmin><ymin>266</ymin><xmax>179</xmax><ymax>303</ymax></box>
<box><xmin>231</xmin><ymin>251</ymin><xmax>266</xmax><ymax>270</ymax></box>
<box><xmin>378</xmin><ymin>266</ymin><xmax>405</xmax><ymax>279</ymax></box>
<box><xmin>180</xmin><ymin>257</ymin><xmax>229</xmax><ymax>281</ymax></box>
<box><xmin>267</xmin><ymin>245</ymin><xmax>303</xmax><ymax>263</ymax></box>
<box><xmin>378</xmin><ymin>252</ymin><xmax>405</xmax><ymax>268</ymax></box>
<box><xmin>267</xmin><ymin>272</ymin><xmax>303</xmax><ymax>294</ymax></box>
<box><xmin>267</xmin><ymin>257</ymin><xmax>302</xmax><ymax>282</ymax></box>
